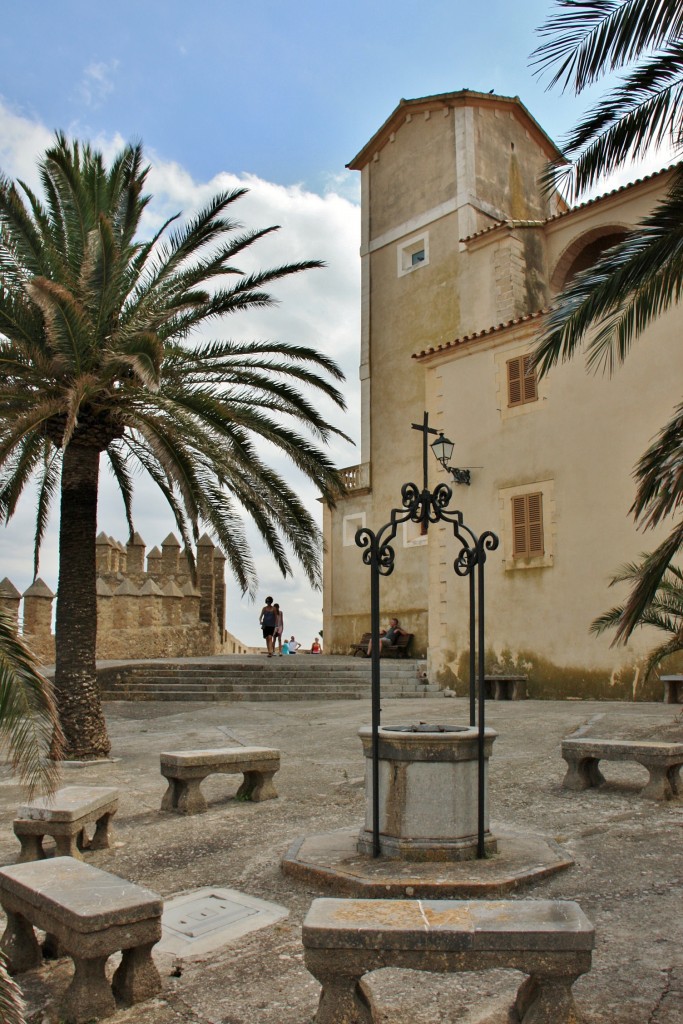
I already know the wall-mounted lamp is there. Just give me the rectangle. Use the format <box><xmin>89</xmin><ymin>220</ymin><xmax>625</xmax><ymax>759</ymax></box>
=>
<box><xmin>430</xmin><ymin>431</ymin><xmax>473</xmax><ymax>485</ymax></box>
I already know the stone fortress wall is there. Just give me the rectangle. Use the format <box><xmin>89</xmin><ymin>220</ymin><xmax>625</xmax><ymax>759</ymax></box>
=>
<box><xmin>0</xmin><ymin>531</ymin><xmax>254</xmax><ymax>664</ymax></box>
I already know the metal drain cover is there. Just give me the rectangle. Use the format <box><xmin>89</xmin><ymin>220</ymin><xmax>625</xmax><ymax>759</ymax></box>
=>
<box><xmin>159</xmin><ymin>886</ymin><xmax>289</xmax><ymax>957</ymax></box>
<box><xmin>164</xmin><ymin>892</ymin><xmax>258</xmax><ymax>938</ymax></box>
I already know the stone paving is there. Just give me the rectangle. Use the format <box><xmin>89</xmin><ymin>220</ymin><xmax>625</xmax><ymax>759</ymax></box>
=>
<box><xmin>0</xmin><ymin>695</ymin><xmax>681</xmax><ymax>1023</ymax></box>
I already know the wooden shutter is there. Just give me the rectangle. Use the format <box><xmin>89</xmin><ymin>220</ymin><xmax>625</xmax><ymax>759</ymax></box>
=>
<box><xmin>522</xmin><ymin>354</ymin><xmax>538</xmax><ymax>403</ymax></box>
<box><xmin>507</xmin><ymin>357</ymin><xmax>522</xmax><ymax>406</ymax></box>
<box><xmin>507</xmin><ymin>355</ymin><xmax>538</xmax><ymax>407</ymax></box>
<box><xmin>511</xmin><ymin>492</ymin><xmax>544</xmax><ymax>557</ymax></box>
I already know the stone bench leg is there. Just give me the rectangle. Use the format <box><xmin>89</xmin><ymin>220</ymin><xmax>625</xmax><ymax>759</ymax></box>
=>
<box><xmin>89</xmin><ymin>810</ymin><xmax>116</xmax><ymax>850</ymax></box>
<box><xmin>639</xmin><ymin>762</ymin><xmax>676</xmax><ymax>801</ymax></box>
<box><xmin>54</xmin><ymin>832</ymin><xmax>83</xmax><ymax>860</ymax></box>
<box><xmin>0</xmin><ymin>909</ymin><xmax>42</xmax><ymax>973</ymax></box>
<box><xmin>309</xmin><ymin>966</ymin><xmax>372</xmax><ymax>1024</ymax></box>
<box><xmin>562</xmin><ymin>756</ymin><xmax>605</xmax><ymax>791</ymax></box>
<box><xmin>515</xmin><ymin>972</ymin><xmax>582</xmax><ymax>1024</ymax></box>
<box><xmin>161</xmin><ymin>776</ymin><xmax>207</xmax><ymax>814</ymax></box>
<box><xmin>42</xmin><ymin>931</ymin><xmax>65</xmax><ymax>960</ymax></box>
<box><xmin>236</xmin><ymin>770</ymin><xmax>278</xmax><ymax>802</ymax></box>
<box><xmin>16</xmin><ymin>834</ymin><xmax>45</xmax><ymax>863</ymax></box>
<box><xmin>63</xmin><ymin>954</ymin><xmax>116</xmax><ymax>1023</ymax></box>
<box><xmin>112</xmin><ymin>941</ymin><xmax>162</xmax><ymax>1006</ymax></box>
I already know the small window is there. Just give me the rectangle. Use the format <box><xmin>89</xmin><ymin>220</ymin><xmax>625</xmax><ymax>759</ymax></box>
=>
<box><xmin>398</xmin><ymin>233</ymin><xmax>429</xmax><ymax>277</ymax></box>
<box><xmin>511</xmin><ymin>493</ymin><xmax>544</xmax><ymax>558</ymax></box>
<box><xmin>507</xmin><ymin>355</ymin><xmax>538</xmax><ymax>408</ymax></box>
<box><xmin>403</xmin><ymin>518</ymin><xmax>428</xmax><ymax>547</ymax></box>
<box><xmin>343</xmin><ymin>513</ymin><xmax>366</xmax><ymax>547</ymax></box>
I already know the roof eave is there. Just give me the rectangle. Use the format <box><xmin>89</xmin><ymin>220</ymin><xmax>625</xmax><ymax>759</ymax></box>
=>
<box><xmin>347</xmin><ymin>90</ymin><xmax>563</xmax><ymax>170</ymax></box>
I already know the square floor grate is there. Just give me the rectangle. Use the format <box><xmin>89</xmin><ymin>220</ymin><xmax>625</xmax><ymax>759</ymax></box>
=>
<box><xmin>158</xmin><ymin>886</ymin><xmax>289</xmax><ymax>957</ymax></box>
<box><xmin>164</xmin><ymin>892</ymin><xmax>259</xmax><ymax>939</ymax></box>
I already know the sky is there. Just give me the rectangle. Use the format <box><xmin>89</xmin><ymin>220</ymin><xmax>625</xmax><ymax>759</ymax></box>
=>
<box><xmin>0</xmin><ymin>1</ymin><xmax>672</xmax><ymax>648</ymax></box>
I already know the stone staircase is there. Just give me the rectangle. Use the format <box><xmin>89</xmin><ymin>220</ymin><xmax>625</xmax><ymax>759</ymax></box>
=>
<box><xmin>96</xmin><ymin>654</ymin><xmax>440</xmax><ymax>702</ymax></box>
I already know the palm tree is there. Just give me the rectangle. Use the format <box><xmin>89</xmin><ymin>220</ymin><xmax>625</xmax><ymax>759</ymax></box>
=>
<box><xmin>531</xmin><ymin>0</ymin><xmax>683</xmax><ymax>640</ymax></box>
<box><xmin>592</xmin><ymin>557</ymin><xmax>683</xmax><ymax>680</ymax></box>
<box><xmin>0</xmin><ymin>607</ymin><xmax>62</xmax><ymax>1024</ymax></box>
<box><xmin>0</xmin><ymin>135</ymin><xmax>349</xmax><ymax>759</ymax></box>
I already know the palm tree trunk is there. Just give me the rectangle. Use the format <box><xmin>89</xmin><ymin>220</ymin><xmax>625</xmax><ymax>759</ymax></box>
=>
<box><xmin>54</xmin><ymin>440</ymin><xmax>111</xmax><ymax>759</ymax></box>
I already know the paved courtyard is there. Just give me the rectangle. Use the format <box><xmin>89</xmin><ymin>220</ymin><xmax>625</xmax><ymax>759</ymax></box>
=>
<box><xmin>0</xmin><ymin>694</ymin><xmax>681</xmax><ymax>1023</ymax></box>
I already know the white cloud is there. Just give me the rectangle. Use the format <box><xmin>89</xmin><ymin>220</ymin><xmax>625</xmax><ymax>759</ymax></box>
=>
<box><xmin>79</xmin><ymin>60</ymin><xmax>119</xmax><ymax>108</ymax></box>
<box><xmin>0</xmin><ymin>99</ymin><xmax>53</xmax><ymax>185</ymax></box>
<box><xmin>0</xmin><ymin>100</ymin><xmax>361</xmax><ymax>648</ymax></box>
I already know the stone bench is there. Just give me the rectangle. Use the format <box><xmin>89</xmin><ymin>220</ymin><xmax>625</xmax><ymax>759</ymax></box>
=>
<box><xmin>160</xmin><ymin>746</ymin><xmax>280</xmax><ymax>814</ymax></box>
<box><xmin>484</xmin><ymin>674</ymin><xmax>528</xmax><ymax>700</ymax></box>
<box><xmin>302</xmin><ymin>897</ymin><xmax>594</xmax><ymax>1024</ymax></box>
<box><xmin>661</xmin><ymin>674</ymin><xmax>683</xmax><ymax>703</ymax></box>
<box><xmin>0</xmin><ymin>857</ymin><xmax>162</xmax><ymax>1023</ymax></box>
<box><xmin>13</xmin><ymin>785</ymin><xmax>118</xmax><ymax>862</ymax></box>
<box><xmin>561</xmin><ymin>737</ymin><xmax>683</xmax><ymax>800</ymax></box>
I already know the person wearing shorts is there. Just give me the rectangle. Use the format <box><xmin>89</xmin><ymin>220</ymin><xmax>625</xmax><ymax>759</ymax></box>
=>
<box><xmin>259</xmin><ymin>596</ymin><xmax>277</xmax><ymax>657</ymax></box>
<box><xmin>367</xmin><ymin>617</ymin><xmax>406</xmax><ymax>656</ymax></box>
<box><xmin>273</xmin><ymin>603</ymin><xmax>284</xmax><ymax>655</ymax></box>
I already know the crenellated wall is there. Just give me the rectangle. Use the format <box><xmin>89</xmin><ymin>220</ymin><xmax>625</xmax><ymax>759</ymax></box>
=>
<box><xmin>0</xmin><ymin>531</ymin><xmax>254</xmax><ymax>664</ymax></box>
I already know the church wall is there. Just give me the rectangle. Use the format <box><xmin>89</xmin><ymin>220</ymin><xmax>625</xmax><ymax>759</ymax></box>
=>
<box><xmin>473</xmin><ymin>106</ymin><xmax>552</xmax><ymax>221</ymax></box>
<box><xmin>368</xmin><ymin>109</ymin><xmax>456</xmax><ymax>238</ymax></box>
<box><xmin>423</xmin><ymin>302</ymin><xmax>682</xmax><ymax>700</ymax></box>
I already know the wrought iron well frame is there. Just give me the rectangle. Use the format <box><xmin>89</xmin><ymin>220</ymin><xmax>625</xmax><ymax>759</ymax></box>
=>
<box><xmin>355</xmin><ymin>412</ymin><xmax>499</xmax><ymax>858</ymax></box>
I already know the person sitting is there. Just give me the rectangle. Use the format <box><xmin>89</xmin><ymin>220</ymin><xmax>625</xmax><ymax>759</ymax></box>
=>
<box><xmin>288</xmin><ymin>636</ymin><xmax>300</xmax><ymax>654</ymax></box>
<box><xmin>282</xmin><ymin>639</ymin><xmax>290</xmax><ymax>655</ymax></box>
<box><xmin>310</xmin><ymin>638</ymin><xmax>322</xmax><ymax>654</ymax></box>
<box><xmin>367</xmin><ymin>618</ymin><xmax>406</xmax><ymax>656</ymax></box>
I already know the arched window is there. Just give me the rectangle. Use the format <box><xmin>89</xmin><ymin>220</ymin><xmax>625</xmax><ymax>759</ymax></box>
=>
<box><xmin>551</xmin><ymin>227</ymin><xmax>628</xmax><ymax>294</ymax></box>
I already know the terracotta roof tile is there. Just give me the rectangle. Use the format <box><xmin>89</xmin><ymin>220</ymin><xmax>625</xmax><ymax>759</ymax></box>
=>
<box><xmin>412</xmin><ymin>309</ymin><xmax>548</xmax><ymax>360</ymax></box>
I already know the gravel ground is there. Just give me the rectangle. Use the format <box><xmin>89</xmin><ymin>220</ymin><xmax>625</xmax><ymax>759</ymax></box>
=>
<box><xmin>0</xmin><ymin>695</ymin><xmax>681</xmax><ymax>1023</ymax></box>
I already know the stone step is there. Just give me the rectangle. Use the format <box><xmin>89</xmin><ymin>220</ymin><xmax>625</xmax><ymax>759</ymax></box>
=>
<box><xmin>100</xmin><ymin>688</ymin><xmax>440</xmax><ymax>703</ymax></box>
<box><xmin>119</xmin><ymin>666</ymin><xmax>419</xmax><ymax>679</ymax></box>
<box><xmin>96</xmin><ymin>657</ymin><xmax>438</xmax><ymax>703</ymax></box>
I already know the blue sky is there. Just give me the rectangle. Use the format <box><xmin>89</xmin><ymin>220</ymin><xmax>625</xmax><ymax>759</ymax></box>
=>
<box><xmin>0</xmin><ymin>1</ymin><xmax>663</xmax><ymax>648</ymax></box>
<box><xmin>3</xmin><ymin>0</ymin><xmax>582</xmax><ymax>189</ymax></box>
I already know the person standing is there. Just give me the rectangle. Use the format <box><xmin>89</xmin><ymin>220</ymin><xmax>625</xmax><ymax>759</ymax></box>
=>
<box><xmin>259</xmin><ymin>596</ymin><xmax>277</xmax><ymax>657</ymax></box>
<box><xmin>273</xmin><ymin>603</ymin><xmax>284</xmax><ymax>655</ymax></box>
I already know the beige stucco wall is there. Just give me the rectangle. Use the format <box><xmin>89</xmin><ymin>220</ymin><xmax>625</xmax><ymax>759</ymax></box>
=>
<box><xmin>422</xmin><ymin>303</ymin><xmax>681</xmax><ymax>699</ymax></box>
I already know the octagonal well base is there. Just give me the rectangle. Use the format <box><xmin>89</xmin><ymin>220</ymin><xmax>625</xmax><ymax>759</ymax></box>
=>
<box><xmin>281</xmin><ymin>823</ymin><xmax>573</xmax><ymax>898</ymax></box>
<box><xmin>356</xmin><ymin>827</ymin><xmax>498</xmax><ymax>862</ymax></box>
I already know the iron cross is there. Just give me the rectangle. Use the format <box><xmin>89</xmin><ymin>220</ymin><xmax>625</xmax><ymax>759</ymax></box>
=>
<box><xmin>411</xmin><ymin>410</ymin><xmax>438</xmax><ymax>492</ymax></box>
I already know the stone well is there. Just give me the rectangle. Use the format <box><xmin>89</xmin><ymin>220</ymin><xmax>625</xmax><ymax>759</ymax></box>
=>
<box><xmin>357</xmin><ymin>723</ymin><xmax>497</xmax><ymax>861</ymax></box>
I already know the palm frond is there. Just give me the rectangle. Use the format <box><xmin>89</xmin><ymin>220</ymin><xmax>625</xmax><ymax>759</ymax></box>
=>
<box><xmin>0</xmin><ymin>954</ymin><xmax>26</xmax><ymax>1024</ymax></box>
<box><xmin>590</xmin><ymin>552</ymin><xmax>683</xmax><ymax>676</ymax></box>
<box><xmin>33</xmin><ymin>447</ymin><xmax>61</xmax><ymax>577</ymax></box>
<box><xmin>631</xmin><ymin>400</ymin><xmax>683</xmax><ymax>528</ymax></box>
<box><xmin>532</xmin><ymin>0</ymin><xmax>683</xmax><ymax>93</ymax></box>
<box><xmin>105</xmin><ymin>444</ymin><xmax>135</xmax><ymax>540</ymax></box>
<box><xmin>614</xmin><ymin>522</ymin><xmax>683</xmax><ymax>640</ymax></box>
<box><xmin>0</xmin><ymin>608</ymin><xmax>62</xmax><ymax>797</ymax></box>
